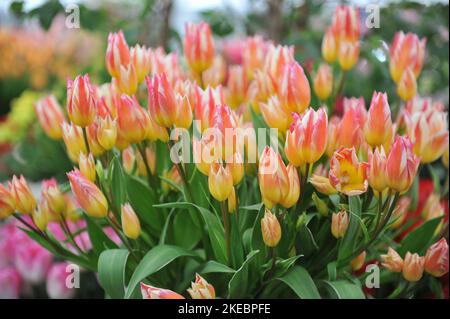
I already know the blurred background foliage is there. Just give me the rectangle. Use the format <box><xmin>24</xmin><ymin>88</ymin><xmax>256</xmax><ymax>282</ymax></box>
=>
<box><xmin>0</xmin><ymin>0</ymin><xmax>448</xmax><ymax>181</ymax></box>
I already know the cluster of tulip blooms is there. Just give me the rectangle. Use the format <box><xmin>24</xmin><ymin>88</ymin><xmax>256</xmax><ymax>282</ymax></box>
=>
<box><xmin>0</xmin><ymin>5</ymin><xmax>448</xmax><ymax>299</ymax></box>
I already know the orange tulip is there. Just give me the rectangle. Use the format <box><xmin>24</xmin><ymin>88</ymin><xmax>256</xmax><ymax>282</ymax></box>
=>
<box><xmin>313</xmin><ymin>64</ymin><xmax>333</xmax><ymax>101</ymax></box>
<box><xmin>0</xmin><ymin>184</ymin><xmax>15</xmax><ymax>219</ymax></box>
<box><xmin>243</xmin><ymin>35</ymin><xmax>268</xmax><ymax>79</ymax></box>
<box><xmin>260</xmin><ymin>95</ymin><xmax>291</xmax><ymax>133</ymax></box>
<box><xmin>114</xmin><ymin>63</ymin><xmax>138</xmax><ymax>95</ymax></box>
<box><xmin>397</xmin><ymin>68</ymin><xmax>417</xmax><ymax>101</ymax></box>
<box><xmin>381</xmin><ymin>247</ymin><xmax>404</xmax><ymax>273</ymax></box>
<box><xmin>309</xmin><ymin>174</ymin><xmax>338</xmax><ymax>195</ymax></box>
<box><xmin>351</xmin><ymin>251</ymin><xmax>366</xmax><ymax>271</ymax></box>
<box><xmin>121</xmin><ymin>203</ymin><xmax>141</xmax><ymax>239</ymax></box>
<box><xmin>261</xmin><ymin>208</ymin><xmax>281</xmax><ymax>247</ymax></box>
<box><xmin>130</xmin><ymin>44</ymin><xmax>151</xmax><ymax>84</ymax></box>
<box><xmin>78</xmin><ymin>153</ymin><xmax>96</xmax><ymax>182</ymax></box>
<box><xmin>391</xmin><ymin>196</ymin><xmax>411</xmax><ymax>229</ymax></box>
<box><xmin>403</xmin><ymin>252</ymin><xmax>424</xmax><ymax>282</ymax></box>
<box><xmin>331</xmin><ymin>210</ymin><xmax>349</xmax><ymax>239</ymax></box>
<box><xmin>67</xmin><ymin>74</ymin><xmax>96</xmax><ymax>127</ymax></box>
<box><xmin>184</xmin><ymin>22</ymin><xmax>215</xmax><ymax>74</ymax></box>
<box><xmin>41</xmin><ymin>178</ymin><xmax>65</xmax><ymax>216</ymax></box>
<box><xmin>9</xmin><ymin>175</ymin><xmax>37</xmax><ymax>215</ymax></box>
<box><xmin>61</xmin><ymin>122</ymin><xmax>87</xmax><ymax>162</ymax></box>
<box><xmin>34</xmin><ymin>95</ymin><xmax>65</xmax><ymax>140</ymax></box>
<box><xmin>146</xmin><ymin>73</ymin><xmax>179</xmax><ymax>128</ymax></box>
<box><xmin>208</xmin><ymin>162</ymin><xmax>233</xmax><ymax>202</ymax></box>
<box><xmin>225</xmin><ymin>65</ymin><xmax>249</xmax><ymax>109</ymax></box>
<box><xmin>331</xmin><ymin>5</ymin><xmax>361</xmax><ymax>44</ymax></box>
<box><xmin>338</xmin><ymin>40</ymin><xmax>360</xmax><ymax>71</ymax></box>
<box><xmin>117</xmin><ymin>94</ymin><xmax>149</xmax><ymax>143</ymax></box>
<box><xmin>368</xmin><ymin>146</ymin><xmax>388</xmax><ymax>193</ymax></box>
<box><xmin>96</xmin><ymin>115</ymin><xmax>117</xmax><ymax>151</ymax></box>
<box><xmin>141</xmin><ymin>283</ymin><xmax>184</xmax><ymax>299</ymax></box>
<box><xmin>322</xmin><ymin>27</ymin><xmax>338</xmax><ymax>63</ymax></box>
<box><xmin>279</xmin><ymin>62</ymin><xmax>311</xmax><ymax>114</ymax></box>
<box><xmin>264</xmin><ymin>44</ymin><xmax>295</xmax><ymax>80</ymax></box>
<box><xmin>424</xmin><ymin>238</ymin><xmax>449</xmax><ymax>278</ymax></box>
<box><xmin>105</xmin><ymin>31</ymin><xmax>131</xmax><ymax>78</ymax></box>
<box><xmin>364</xmin><ymin>92</ymin><xmax>393</xmax><ymax>147</ymax></box>
<box><xmin>187</xmin><ymin>274</ymin><xmax>216</xmax><ymax>299</ymax></box>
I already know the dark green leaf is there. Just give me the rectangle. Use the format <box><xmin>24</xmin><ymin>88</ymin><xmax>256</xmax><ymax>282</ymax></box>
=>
<box><xmin>98</xmin><ymin>249</ymin><xmax>129</xmax><ymax>299</ymax></box>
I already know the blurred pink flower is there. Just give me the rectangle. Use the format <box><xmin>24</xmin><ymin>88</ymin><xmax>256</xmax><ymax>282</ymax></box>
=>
<box><xmin>46</xmin><ymin>262</ymin><xmax>75</xmax><ymax>299</ymax></box>
<box><xmin>14</xmin><ymin>242</ymin><xmax>53</xmax><ymax>284</ymax></box>
<box><xmin>0</xmin><ymin>267</ymin><xmax>22</xmax><ymax>299</ymax></box>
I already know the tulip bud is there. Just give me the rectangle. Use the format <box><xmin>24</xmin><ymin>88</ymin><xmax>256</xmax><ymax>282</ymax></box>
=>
<box><xmin>322</xmin><ymin>28</ymin><xmax>338</xmax><ymax>63</ymax></box>
<box><xmin>78</xmin><ymin>153</ymin><xmax>96</xmax><ymax>182</ymax></box>
<box><xmin>391</xmin><ymin>197</ymin><xmax>411</xmax><ymax>229</ymax></box>
<box><xmin>227</xmin><ymin>152</ymin><xmax>244</xmax><ymax>185</ymax></box>
<box><xmin>368</xmin><ymin>146</ymin><xmax>388</xmax><ymax>193</ymax></box>
<box><xmin>67</xmin><ymin>74</ymin><xmax>96</xmax><ymax>127</ymax></box>
<box><xmin>338</xmin><ymin>40</ymin><xmax>359</xmax><ymax>71</ymax></box>
<box><xmin>402</xmin><ymin>252</ymin><xmax>424</xmax><ymax>282</ymax></box>
<box><xmin>34</xmin><ymin>95</ymin><xmax>65</xmax><ymax>140</ymax></box>
<box><xmin>260</xmin><ymin>95</ymin><xmax>291</xmax><ymax>133</ymax></box>
<box><xmin>243</xmin><ymin>35</ymin><xmax>267</xmax><ymax>79</ymax></box>
<box><xmin>63</xmin><ymin>194</ymin><xmax>82</xmax><ymax>221</ymax></box>
<box><xmin>310</xmin><ymin>174</ymin><xmax>338</xmax><ymax>195</ymax></box>
<box><xmin>121</xmin><ymin>203</ymin><xmax>141</xmax><ymax>239</ymax></box>
<box><xmin>115</xmin><ymin>63</ymin><xmax>138</xmax><ymax>95</ymax></box>
<box><xmin>351</xmin><ymin>251</ymin><xmax>366</xmax><ymax>271</ymax></box>
<box><xmin>141</xmin><ymin>283</ymin><xmax>184</xmax><ymax>299</ymax></box>
<box><xmin>285</xmin><ymin>108</ymin><xmax>328</xmax><ymax>166</ymax></box>
<box><xmin>313</xmin><ymin>64</ymin><xmax>333</xmax><ymax>101</ymax></box>
<box><xmin>381</xmin><ymin>247</ymin><xmax>404</xmax><ymax>272</ymax></box>
<box><xmin>261</xmin><ymin>209</ymin><xmax>281</xmax><ymax>247</ymax></box>
<box><xmin>41</xmin><ymin>178</ymin><xmax>65</xmax><ymax>215</ymax></box>
<box><xmin>281</xmin><ymin>164</ymin><xmax>300</xmax><ymax>209</ymax></box>
<box><xmin>208</xmin><ymin>162</ymin><xmax>233</xmax><ymax>202</ymax></box>
<box><xmin>329</xmin><ymin>148</ymin><xmax>369</xmax><ymax>196</ymax></box>
<box><xmin>0</xmin><ymin>184</ymin><xmax>15</xmax><ymax>219</ymax></box>
<box><xmin>312</xmin><ymin>192</ymin><xmax>329</xmax><ymax>216</ymax></box>
<box><xmin>279</xmin><ymin>62</ymin><xmax>311</xmax><ymax>115</ymax></box>
<box><xmin>9</xmin><ymin>175</ymin><xmax>37</xmax><ymax>215</ymax></box>
<box><xmin>130</xmin><ymin>44</ymin><xmax>151</xmax><ymax>84</ymax></box>
<box><xmin>397</xmin><ymin>68</ymin><xmax>417</xmax><ymax>101</ymax></box>
<box><xmin>146</xmin><ymin>73</ymin><xmax>178</xmax><ymax>128</ymax></box>
<box><xmin>187</xmin><ymin>273</ymin><xmax>216</xmax><ymax>299</ymax></box>
<box><xmin>331</xmin><ymin>210</ymin><xmax>349</xmax><ymax>239</ymax></box>
<box><xmin>264</xmin><ymin>44</ymin><xmax>295</xmax><ymax>80</ymax></box>
<box><xmin>184</xmin><ymin>22</ymin><xmax>215</xmax><ymax>74</ymax></box>
<box><xmin>227</xmin><ymin>187</ymin><xmax>236</xmax><ymax>213</ymax></box>
<box><xmin>61</xmin><ymin>122</ymin><xmax>87</xmax><ymax>162</ymax></box>
<box><xmin>202</xmin><ymin>56</ymin><xmax>226</xmax><ymax>88</ymax></box>
<box><xmin>174</xmin><ymin>94</ymin><xmax>193</xmax><ymax>129</ymax></box>
<box><xmin>364</xmin><ymin>92</ymin><xmax>393</xmax><ymax>147</ymax></box>
<box><xmin>225</xmin><ymin>65</ymin><xmax>249</xmax><ymax>109</ymax></box>
<box><xmin>117</xmin><ymin>94</ymin><xmax>149</xmax><ymax>143</ymax></box>
<box><xmin>161</xmin><ymin>166</ymin><xmax>182</xmax><ymax>193</ymax></box>
<box><xmin>122</xmin><ymin>147</ymin><xmax>137</xmax><ymax>174</ymax></box>
<box><xmin>106</xmin><ymin>31</ymin><xmax>131</xmax><ymax>78</ymax></box>
<box><xmin>33</xmin><ymin>205</ymin><xmax>49</xmax><ymax>231</ymax></box>
<box><xmin>67</xmin><ymin>169</ymin><xmax>108</xmax><ymax>218</ymax></box>
<box><xmin>385</xmin><ymin>136</ymin><xmax>420</xmax><ymax>193</ymax></box>
<box><xmin>424</xmin><ymin>238</ymin><xmax>449</xmax><ymax>278</ymax></box>
<box><xmin>96</xmin><ymin>115</ymin><xmax>117</xmax><ymax>150</ymax></box>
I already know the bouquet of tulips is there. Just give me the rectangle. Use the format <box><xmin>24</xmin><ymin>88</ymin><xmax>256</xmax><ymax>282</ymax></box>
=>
<box><xmin>1</xmin><ymin>5</ymin><xmax>448</xmax><ymax>299</ymax></box>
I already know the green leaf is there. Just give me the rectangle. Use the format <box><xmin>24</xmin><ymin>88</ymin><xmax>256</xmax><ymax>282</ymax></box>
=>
<box><xmin>398</xmin><ymin>216</ymin><xmax>444</xmax><ymax>256</ymax></box>
<box><xmin>199</xmin><ymin>261</ymin><xmax>235</xmax><ymax>275</ymax></box>
<box><xmin>271</xmin><ymin>255</ymin><xmax>303</xmax><ymax>278</ymax></box>
<box><xmin>277</xmin><ymin>266</ymin><xmax>321</xmax><ymax>299</ymax></box>
<box><xmin>338</xmin><ymin>196</ymin><xmax>362</xmax><ymax>260</ymax></box>
<box><xmin>321</xmin><ymin>280</ymin><xmax>365</xmax><ymax>299</ymax></box>
<box><xmin>86</xmin><ymin>215</ymin><xmax>118</xmax><ymax>256</ymax></box>
<box><xmin>110</xmin><ymin>155</ymin><xmax>127</xmax><ymax>212</ymax></box>
<box><xmin>228</xmin><ymin>250</ymin><xmax>260</xmax><ymax>298</ymax></box>
<box><xmin>125</xmin><ymin>245</ymin><xmax>199</xmax><ymax>298</ymax></box>
<box><xmin>98</xmin><ymin>249</ymin><xmax>129</xmax><ymax>299</ymax></box>
<box><xmin>428</xmin><ymin>164</ymin><xmax>441</xmax><ymax>195</ymax></box>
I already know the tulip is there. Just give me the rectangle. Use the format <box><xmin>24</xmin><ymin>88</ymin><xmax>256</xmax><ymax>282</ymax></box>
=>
<box><xmin>208</xmin><ymin>162</ymin><xmax>233</xmax><ymax>202</ymax></box>
<box><xmin>351</xmin><ymin>251</ymin><xmax>366</xmax><ymax>271</ymax></box>
<box><xmin>313</xmin><ymin>64</ymin><xmax>333</xmax><ymax>101</ymax></box>
<box><xmin>281</xmin><ymin>164</ymin><xmax>301</xmax><ymax>209</ymax></box>
<box><xmin>106</xmin><ymin>31</ymin><xmax>131</xmax><ymax>78</ymax></box>
<box><xmin>227</xmin><ymin>187</ymin><xmax>236</xmax><ymax>213</ymax></box>
<box><xmin>227</xmin><ymin>152</ymin><xmax>244</xmax><ymax>185</ymax></box>
<box><xmin>322</xmin><ymin>27</ymin><xmax>338</xmax><ymax>63</ymax></box>
<box><xmin>406</xmin><ymin>108</ymin><xmax>449</xmax><ymax>163</ymax></box>
<box><xmin>381</xmin><ymin>247</ymin><xmax>404</xmax><ymax>272</ymax></box>
<box><xmin>141</xmin><ymin>283</ymin><xmax>184</xmax><ymax>299</ymax></box>
<box><xmin>333</xmin><ymin>98</ymin><xmax>366</xmax><ymax>151</ymax></box>
<box><xmin>0</xmin><ymin>184</ymin><xmax>15</xmax><ymax>219</ymax></box>
<box><xmin>389</xmin><ymin>31</ymin><xmax>426</xmax><ymax>84</ymax></box>
<box><xmin>121</xmin><ymin>203</ymin><xmax>141</xmax><ymax>239</ymax></box>
<box><xmin>260</xmin><ymin>95</ymin><xmax>291</xmax><ymax>133</ymax></box>
<box><xmin>187</xmin><ymin>273</ymin><xmax>216</xmax><ymax>299</ymax></box>
<box><xmin>391</xmin><ymin>197</ymin><xmax>411</xmax><ymax>229</ymax></box>
<box><xmin>329</xmin><ymin>148</ymin><xmax>369</xmax><ymax>196</ymax></box>
<box><xmin>78</xmin><ymin>153</ymin><xmax>96</xmax><ymax>182</ymax></box>
<box><xmin>67</xmin><ymin>169</ymin><xmax>108</xmax><ymax>218</ymax></box>
<box><xmin>184</xmin><ymin>22</ymin><xmax>214</xmax><ymax>74</ymax></box>
<box><xmin>397</xmin><ymin>68</ymin><xmax>417</xmax><ymax>101</ymax></box>
<box><xmin>385</xmin><ymin>136</ymin><xmax>420</xmax><ymax>193</ymax></box>
<box><xmin>162</xmin><ymin>166</ymin><xmax>182</xmax><ymax>193</ymax></box>
<box><xmin>264</xmin><ymin>44</ymin><xmax>295</xmax><ymax>80</ymax></box>
<box><xmin>146</xmin><ymin>73</ymin><xmax>179</xmax><ymax>128</ymax></box>
<box><xmin>46</xmin><ymin>262</ymin><xmax>75</xmax><ymax>299</ymax></box>
<box><xmin>117</xmin><ymin>94</ymin><xmax>150</xmax><ymax>143</ymax></box>
<box><xmin>86</xmin><ymin>119</ymin><xmax>106</xmax><ymax>157</ymax></box>
<box><xmin>225</xmin><ymin>65</ymin><xmax>248</xmax><ymax>109</ymax></box>
<box><xmin>9</xmin><ymin>175</ymin><xmax>37</xmax><ymax>215</ymax></box>
<box><xmin>61</xmin><ymin>122</ymin><xmax>87</xmax><ymax>162</ymax></box>
<box><xmin>195</xmin><ymin>86</ymin><xmax>225</xmax><ymax>132</ymax></box>
<box><xmin>285</xmin><ymin>108</ymin><xmax>328</xmax><ymax>166</ymax></box>
<box><xmin>174</xmin><ymin>93</ymin><xmax>193</xmax><ymax>129</ymax></box>
<box><xmin>67</xmin><ymin>74</ymin><xmax>96</xmax><ymax>127</ymax></box>
<box><xmin>115</xmin><ymin>63</ymin><xmax>138</xmax><ymax>95</ymax></box>
<box><xmin>130</xmin><ymin>44</ymin><xmax>151</xmax><ymax>83</ymax></box>
<box><xmin>34</xmin><ymin>95</ymin><xmax>65</xmax><ymax>140</ymax></box>
<box><xmin>202</xmin><ymin>56</ymin><xmax>226</xmax><ymax>88</ymax></box>
<box><xmin>0</xmin><ymin>267</ymin><xmax>21</xmax><ymax>299</ymax></box>
<box><xmin>41</xmin><ymin>179</ymin><xmax>65</xmax><ymax>215</ymax></box>
<box><xmin>364</xmin><ymin>92</ymin><xmax>393</xmax><ymax>147</ymax></box>
<box><xmin>331</xmin><ymin>210</ymin><xmax>349</xmax><ymax>239</ymax></box>
<box><xmin>402</xmin><ymin>252</ymin><xmax>424</xmax><ymax>282</ymax></box>
<box><xmin>279</xmin><ymin>62</ymin><xmax>311</xmax><ymax>115</ymax></box>
<box><xmin>14</xmin><ymin>242</ymin><xmax>52</xmax><ymax>284</ymax></box>
<box><xmin>261</xmin><ymin>209</ymin><xmax>281</xmax><ymax>247</ymax></box>
<box><xmin>247</xmin><ymin>70</ymin><xmax>277</xmax><ymax>114</ymax></box>
<box><xmin>368</xmin><ymin>146</ymin><xmax>388</xmax><ymax>193</ymax></box>
<box><xmin>243</xmin><ymin>35</ymin><xmax>268</xmax><ymax>79</ymax></box>
<box><xmin>331</xmin><ymin>6</ymin><xmax>361</xmax><ymax>43</ymax></box>
<box><xmin>422</xmin><ymin>194</ymin><xmax>445</xmax><ymax>221</ymax></box>
<box><xmin>424</xmin><ymin>238</ymin><xmax>449</xmax><ymax>278</ymax></box>
<box><xmin>96</xmin><ymin>115</ymin><xmax>117</xmax><ymax>150</ymax></box>
<box><xmin>310</xmin><ymin>174</ymin><xmax>338</xmax><ymax>195</ymax></box>
<box><xmin>34</xmin><ymin>198</ymin><xmax>52</xmax><ymax>230</ymax></box>
<box><xmin>193</xmin><ymin>138</ymin><xmax>213</xmax><ymax>176</ymax></box>
<box><xmin>338</xmin><ymin>40</ymin><xmax>359</xmax><ymax>71</ymax></box>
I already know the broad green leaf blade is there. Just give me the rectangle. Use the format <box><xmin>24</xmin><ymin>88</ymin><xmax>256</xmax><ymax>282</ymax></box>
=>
<box><xmin>86</xmin><ymin>215</ymin><xmax>118</xmax><ymax>256</ymax></box>
<box><xmin>321</xmin><ymin>280</ymin><xmax>365</xmax><ymax>299</ymax></box>
<box><xmin>199</xmin><ymin>261</ymin><xmax>235</xmax><ymax>275</ymax></box>
<box><xmin>98</xmin><ymin>249</ymin><xmax>129</xmax><ymax>299</ymax></box>
<box><xmin>277</xmin><ymin>266</ymin><xmax>321</xmax><ymax>299</ymax></box>
<box><xmin>228</xmin><ymin>250</ymin><xmax>260</xmax><ymax>298</ymax></box>
<box><xmin>125</xmin><ymin>245</ymin><xmax>198</xmax><ymax>298</ymax></box>
<box><xmin>338</xmin><ymin>196</ymin><xmax>362</xmax><ymax>260</ymax></box>
<box><xmin>398</xmin><ymin>216</ymin><xmax>444</xmax><ymax>256</ymax></box>
<box><xmin>110</xmin><ymin>155</ymin><xmax>127</xmax><ymax>213</ymax></box>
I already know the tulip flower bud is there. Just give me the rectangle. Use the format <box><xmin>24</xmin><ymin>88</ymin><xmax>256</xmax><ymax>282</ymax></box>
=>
<box><xmin>402</xmin><ymin>252</ymin><xmax>424</xmax><ymax>282</ymax></box>
<box><xmin>162</xmin><ymin>166</ymin><xmax>182</xmax><ymax>193</ymax></box>
<box><xmin>97</xmin><ymin>115</ymin><xmax>117</xmax><ymax>150</ymax></box>
<box><xmin>264</xmin><ymin>44</ymin><xmax>295</xmax><ymax>80</ymax></box>
<box><xmin>184</xmin><ymin>22</ymin><xmax>215</xmax><ymax>74</ymax></box>
<box><xmin>130</xmin><ymin>44</ymin><xmax>151</xmax><ymax>84</ymax></box>
<box><xmin>141</xmin><ymin>283</ymin><xmax>184</xmax><ymax>299</ymax></box>
<box><xmin>364</xmin><ymin>92</ymin><xmax>393</xmax><ymax>147</ymax></box>
<box><xmin>33</xmin><ymin>204</ymin><xmax>49</xmax><ymax>231</ymax></box>
<box><xmin>329</xmin><ymin>148</ymin><xmax>369</xmax><ymax>196</ymax></box>
<box><xmin>146</xmin><ymin>73</ymin><xmax>178</xmax><ymax>128</ymax></box>
<box><xmin>338</xmin><ymin>40</ymin><xmax>359</xmax><ymax>71</ymax></box>
<box><xmin>312</xmin><ymin>192</ymin><xmax>329</xmax><ymax>217</ymax></box>
<box><xmin>106</xmin><ymin>31</ymin><xmax>131</xmax><ymax>78</ymax></box>
<box><xmin>385</xmin><ymin>136</ymin><xmax>420</xmax><ymax>193</ymax></box>
<box><xmin>227</xmin><ymin>152</ymin><xmax>244</xmax><ymax>185</ymax></box>
<box><xmin>331</xmin><ymin>210</ymin><xmax>349</xmax><ymax>239</ymax></box>
<box><xmin>279</xmin><ymin>62</ymin><xmax>311</xmax><ymax>115</ymax></box>
<box><xmin>424</xmin><ymin>238</ymin><xmax>449</xmax><ymax>278</ymax></box>
<box><xmin>281</xmin><ymin>164</ymin><xmax>300</xmax><ymax>209</ymax></box>
<box><xmin>227</xmin><ymin>187</ymin><xmax>236</xmax><ymax>213</ymax></box>
<box><xmin>202</xmin><ymin>56</ymin><xmax>226</xmax><ymax>88</ymax></box>
<box><xmin>260</xmin><ymin>95</ymin><xmax>290</xmax><ymax>133</ymax></box>
<box><xmin>391</xmin><ymin>197</ymin><xmax>411</xmax><ymax>229</ymax></box>
<box><xmin>79</xmin><ymin>153</ymin><xmax>96</xmax><ymax>182</ymax></box>
<box><xmin>61</xmin><ymin>122</ymin><xmax>87</xmax><ymax>163</ymax></box>
<box><xmin>261</xmin><ymin>209</ymin><xmax>281</xmax><ymax>247</ymax></box>
<box><xmin>67</xmin><ymin>169</ymin><xmax>108</xmax><ymax>218</ymax></box>
<box><xmin>174</xmin><ymin>94</ymin><xmax>193</xmax><ymax>129</ymax></box>
<box><xmin>34</xmin><ymin>95</ymin><xmax>66</xmax><ymax>140</ymax></box>
<box><xmin>322</xmin><ymin>28</ymin><xmax>338</xmax><ymax>63</ymax></box>
<box><xmin>115</xmin><ymin>63</ymin><xmax>138</xmax><ymax>95</ymax></box>
<box><xmin>397</xmin><ymin>68</ymin><xmax>417</xmax><ymax>101</ymax></box>
<box><xmin>243</xmin><ymin>35</ymin><xmax>267</xmax><ymax>79</ymax></box>
<box><xmin>187</xmin><ymin>274</ymin><xmax>216</xmax><ymax>299</ymax></box>
<box><xmin>122</xmin><ymin>147</ymin><xmax>137</xmax><ymax>174</ymax></box>
<box><xmin>117</xmin><ymin>94</ymin><xmax>150</xmax><ymax>143</ymax></box>
<box><xmin>121</xmin><ymin>203</ymin><xmax>141</xmax><ymax>239</ymax></box>
<box><xmin>9</xmin><ymin>175</ymin><xmax>37</xmax><ymax>215</ymax></box>
<box><xmin>0</xmin><ymin>184</ymin><xmax>15</xmax><ymax>219</ymax></box>
<box><xmin>368</xmin><ymin>146</ymin><xmax>388</xmax><ymax>193</ymax></box>
<box><xmin>313</xmin><ymin>64</ymin><xmax>333</xmax><ymax>101</ymax></box>
<box><xmin>41</xmin><ymin>178</ymin><xmax>65</xmax><ymax>215</ymax></box>
<box><xmin>381</xmin><ymin>247</ymin><xmax>404</xmax><ymax>272</ymax></box>
<box><xmin>351</xmin><ymin>251</ymin><xmax>366</xmax><ymax>271</ymax></box>
<box><xmin>285</xmin><ymin>108</ymin><xmax>328</xmax><ymax>166</ymax></box>
<box><xmin>310</xmin><ymin>174</ymin><xmax>338</xmax><ymax>195</ymax></box>
<box><xmin>225</xmin><ymin>65</ymin><xmax>249</xmax><ymax>109</ymax></box>
<box><xmin>67</xmin><ymin>74</ymin><xmax>96</xmax><ymax>127</ymax></box>
<box><xmin>208</xmin><ymin>162</ymin><xmax>233</xmax><ymax>202</ymax></box>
